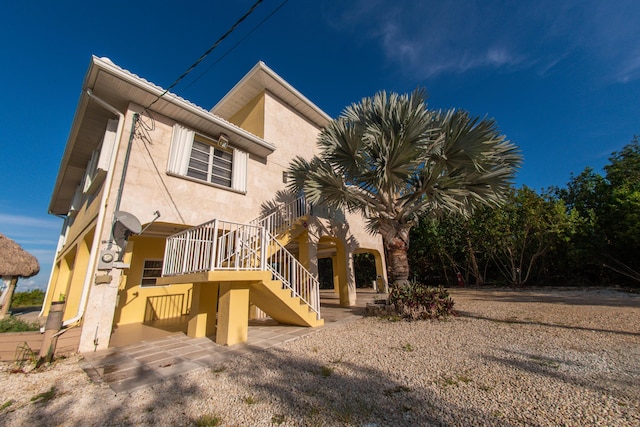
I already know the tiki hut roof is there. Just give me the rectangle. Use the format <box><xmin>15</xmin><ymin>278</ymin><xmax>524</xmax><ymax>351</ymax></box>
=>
<box><xmin>0</xmin><ymin>234</ymin><xmax>40</xmax><ymax>278</ymax></box>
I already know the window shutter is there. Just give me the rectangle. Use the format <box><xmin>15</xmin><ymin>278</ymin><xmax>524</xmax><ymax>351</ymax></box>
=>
<box><xmin>68</xmin><ymin>185</ymin><xmax>83</xmax><ymax>217</ymax></box>
<box><xmin>83</xmin><ymin>150</ymin><xmax>99</xmax><ymax>193</ymax></box>
<box><xmin>85</xmin><ymin>119</ymin><xmax>119</xmax><ymax>195</ymax></box>
<box><xmin>96</xmin><ymin>119</ymin><xmax>118</xmax><ymax>172</ymax></box>
<box><xmin>231</xmin><ymin>148</ymin><xmax>248</xmax><ymax>192</ymax></box>
<box><xmin>167</xmin><ymin>124</ymin><xmax>195</xmax><ymax>175</ymax></box>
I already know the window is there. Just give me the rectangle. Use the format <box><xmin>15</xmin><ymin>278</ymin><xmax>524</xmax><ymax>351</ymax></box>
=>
<box><xmin>141</xmin><ymin>259</ymin><xmax>163</xmax><ymax>287</ymax></box>
<box><xmin>187</xmin><ymin>136</ymin><xmax>233</xmax><ymax>187</ymax></box>
<box><xmin>167</xmin><ymin>124</ymin><xmax>248</xmax><ymax>192</ymax></box>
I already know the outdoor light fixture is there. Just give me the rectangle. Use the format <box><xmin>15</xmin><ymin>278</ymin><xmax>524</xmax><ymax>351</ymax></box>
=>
<box><xmin>218</xmin><ymin>133</ymin><xmax>229</xmax><ymax>148</ymax></box>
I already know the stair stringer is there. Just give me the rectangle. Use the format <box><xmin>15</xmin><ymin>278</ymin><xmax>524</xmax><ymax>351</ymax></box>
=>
<box><xmin>250</xmin><ymin>278</ymin><xmax>324</xmax><ymax>327</ymax></box>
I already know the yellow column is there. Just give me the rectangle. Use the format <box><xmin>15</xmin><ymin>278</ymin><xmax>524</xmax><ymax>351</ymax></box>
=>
<box><xmin>373</xmin><ymin>250</ymin><xmax>388</xmax><ymax>293</ymax></box>
<box><xmin>216</xmin><ymin>282</ymin><xmax>250</xmax><ymax>346</ymax></box>
<box><xmin>335</xmin><ymin>244</ymin><xmax>351</xmax><ymax>306</ymax></box>
<box><xmin>298</xmin><ymin>230</ymin><xmax>310</xmax><ymax>270</ymax></box>
<box><xmin>187</xmin><ymin>282</ymin><xmax>219</xmax><ymax>338</ymax></box>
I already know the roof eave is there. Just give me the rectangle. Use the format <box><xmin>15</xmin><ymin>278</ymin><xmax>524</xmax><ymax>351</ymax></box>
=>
<box><xmin>48</xmin><ymin>56</ymin><xmax>277</xmax><ymax>215</ymax></box>
<box><xmin>211</xmin><ymin>61</ymin><xmax>332</xmax><ymax>129</ymax></box>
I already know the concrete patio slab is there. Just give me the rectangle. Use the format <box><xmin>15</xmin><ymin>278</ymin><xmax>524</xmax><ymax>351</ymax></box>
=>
<box><xmin>78</xmin><ymin>289</ymin><xmax>381</xmax><ymax>392</ymax></box>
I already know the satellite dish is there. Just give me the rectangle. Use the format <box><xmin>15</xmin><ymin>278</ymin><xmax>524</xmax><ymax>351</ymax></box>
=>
<box><xmin>112</xmin><ymin>211</ymin><xmax>142</xmax><ymax>249</ymax></box>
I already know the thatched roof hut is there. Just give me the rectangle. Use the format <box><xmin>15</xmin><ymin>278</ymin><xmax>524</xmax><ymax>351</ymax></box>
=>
<box><xmin>0</xmin><ymin>233</ymin><xmax>40</xmax><ymax>278</ymax></box>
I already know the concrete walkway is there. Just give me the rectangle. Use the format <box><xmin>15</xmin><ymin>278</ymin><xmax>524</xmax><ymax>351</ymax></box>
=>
<box><xmin>79</xmin><ymin>289</ymin><xmax>381</xmax><ymax>393</ymax></box>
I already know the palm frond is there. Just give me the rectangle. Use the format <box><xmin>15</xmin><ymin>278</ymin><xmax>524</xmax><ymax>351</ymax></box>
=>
<box><xmin>286</xmin><ymin>87</ymin><xmax>522</xmax><ymax>230</ymax></box>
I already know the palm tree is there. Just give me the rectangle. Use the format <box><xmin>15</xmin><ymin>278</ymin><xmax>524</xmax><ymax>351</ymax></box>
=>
<box><xmin>287</xmin><ymin>89</ymin><xmax>521</xmax><ymax>288</ymax></box>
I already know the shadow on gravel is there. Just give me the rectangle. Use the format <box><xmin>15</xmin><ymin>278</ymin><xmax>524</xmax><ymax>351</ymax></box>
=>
<box><xmin>454</xmin><ymin>288</ymin><xmax>640</xmax><ymax>308</ymax></box>
<box><xmin>457</xmin><ymin>311</ymin><xmax>640</xmax><ymax>337</ymax></box>
<box><xmin>5</xmin><ymin>348</ymin><xmax>520</xmax><ymax>427</ymax></box>
<box><xmin>5</xmin><ymin>373</ymin><xmax>203</xmax><ymax>426</ymax></box>
<box><xmin>217</xmin><ymin>346</ymin><xmax>516</xmax><ymax>426</ymax></box>
<box><xmin>483</xmin><ymin>350</ymin><xmax>638</xmax><ymax>401</ymax></box>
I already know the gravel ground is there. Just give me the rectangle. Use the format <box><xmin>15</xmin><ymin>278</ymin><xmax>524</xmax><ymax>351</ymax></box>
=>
<box><xmin>1</xmin><ymin>288</ymin><xmax>639</xmax><ymax>426</ymax></box>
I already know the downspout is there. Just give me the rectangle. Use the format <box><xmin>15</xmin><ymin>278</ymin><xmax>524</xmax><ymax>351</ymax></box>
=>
<box><xmin>62</xmin><ymin>89</ymin><xmax>125</xmax><ymax>327</ymax></box>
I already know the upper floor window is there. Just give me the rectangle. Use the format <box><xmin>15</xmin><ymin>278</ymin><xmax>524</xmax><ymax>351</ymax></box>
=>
<box><xmin>167</xmin><ymin>124</ymin><xmax>247</xmax><ymax>192</ymax></box>
<box><xmin>188</xmin><ymin>136</ymin><xmax>233</xmax><ymax>187</ymax></box>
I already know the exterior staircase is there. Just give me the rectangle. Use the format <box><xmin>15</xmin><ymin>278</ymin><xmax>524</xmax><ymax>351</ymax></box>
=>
<box><xmin>161</xmin><ymin>196</ymin><xmax>322</xmax><ymax>327</ymax></box>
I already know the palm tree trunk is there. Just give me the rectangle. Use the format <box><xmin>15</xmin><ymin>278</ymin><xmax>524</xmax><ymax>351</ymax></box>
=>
<box><xmin>380</xmin><ymin>221</ymin><xmax>412</xmax><ymax>289</ymax></box>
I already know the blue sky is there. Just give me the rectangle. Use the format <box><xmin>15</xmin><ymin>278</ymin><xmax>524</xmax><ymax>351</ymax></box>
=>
<box><xmin>1</xmin><ymin>0</ymin><xmax>639</xmax><ymax>291</ymax></box>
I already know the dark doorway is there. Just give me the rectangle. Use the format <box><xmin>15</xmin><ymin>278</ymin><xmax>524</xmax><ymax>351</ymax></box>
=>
<box><xmin>318</xmin><ymin>257</ymin><xmax>334</xmax><ymax>289</ymax></box>
<box><xmin>354</xmin><ymin>253</ymin><xmax>376</xmax><ymax>288</ymax></box>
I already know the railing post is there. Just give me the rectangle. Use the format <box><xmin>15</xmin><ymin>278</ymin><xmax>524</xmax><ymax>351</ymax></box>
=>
<box><xmin>260</xmin><ymin>227</ymin><xmax>268</xmax><ymax>270</ymax></box>
<box><xmin>182</xmin><ymin>233</ymin><xmax>191</xmax><ymax>274</ymax></box>
<box><xmin>162</xmin><ymin>238</ymin><xmax>171</xmax><ymax>276</ymax></box>
<box><xmin>210</xmin><ymin>219</ymin><xmax>219</xmax><ymax>271</ymax></box>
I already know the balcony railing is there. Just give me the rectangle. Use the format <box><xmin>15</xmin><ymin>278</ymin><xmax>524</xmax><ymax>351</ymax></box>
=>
<box><xmin>162</xmin><ymin>212</ymin><xmax>320</xmax><ymax>319</ymax></box>
<box><xmin>250</xmin><ymin>195</ymin><xmax>310</xmax><ymax>237</ymax></box>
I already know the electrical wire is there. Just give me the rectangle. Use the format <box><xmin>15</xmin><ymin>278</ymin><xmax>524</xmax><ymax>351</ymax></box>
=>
<box><xmin>144</xmin><ymin>0</ymin><xmax>265</xmax><ymax>112</ymax></box>
<box><xmin>183</xmin><ymin>0</ymin><xmax>289</xmax><ymax>91</ymax></box>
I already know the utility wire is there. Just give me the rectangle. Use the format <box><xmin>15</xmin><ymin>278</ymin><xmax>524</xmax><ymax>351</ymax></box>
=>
<box><xmin>144</xmin><ymin>0</ymin><xmax>264</xmax><ymax>112</ymax></box>
<box><xmin>184</xmin><ymin>0</ymin><xmax>289</xmax><ymax>91</ymax></box>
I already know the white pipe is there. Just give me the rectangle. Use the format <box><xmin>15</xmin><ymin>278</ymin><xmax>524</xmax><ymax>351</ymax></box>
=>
<box><xmin>62</xmin><ymin>89</ymin><xmax>125</xmax><ymax>327</ymax></box>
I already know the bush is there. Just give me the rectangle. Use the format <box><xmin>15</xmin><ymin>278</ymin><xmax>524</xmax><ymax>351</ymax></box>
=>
<box><xmin>0</xmin><ymin>316</ymin><xmax>40</xmax><ymax>333</ymax></box>
<box><xmin>11</xmin><ymin>289</ymin><xmax>45</xmax><ymax>308</ymax></box>
<box><xmin>388</xmin><ymin>283</ymin><xmax>455</xmax><ymax>320</ymax></box>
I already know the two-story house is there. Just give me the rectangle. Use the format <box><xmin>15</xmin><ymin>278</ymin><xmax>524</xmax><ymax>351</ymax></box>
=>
<box><xmin>42</xmin><ymin>56</ymin><xmax>387</xmax><ymax>352</ymax></box>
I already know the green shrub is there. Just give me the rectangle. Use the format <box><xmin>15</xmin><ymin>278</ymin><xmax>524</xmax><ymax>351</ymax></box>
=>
<box><xmin>0</xmin><ymin>316</ymin><xmax>40</xmax><ymax>333</ymax></box>
<box><xmin>388</xmin><ymin>283</ymin><xmax>455</xmax><ymax>320</ymax></box>
<box><xmin>194</xmin><ymin>414</ymin><xmax>222</xmax><ymax>427</ymax></box>
<box><xmin>11</xmin><ymin>289</ymin><xmax>45</xmax><ymax>308</ymax></box>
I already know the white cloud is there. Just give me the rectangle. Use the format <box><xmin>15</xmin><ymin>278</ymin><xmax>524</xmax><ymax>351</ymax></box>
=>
<box><xmin>0</xmin><ymin>213</ymin><xmax>60</xmax><ymax>230</ymax></box>
<box><xmin>329</xmin><ymin>0</ymin><xmax>640</xmax><ymax>83</ymax></box>
<box><xmin>1</xmin><ymin>213</ymin><xmax>61</xmax><ymax>292</ymax></box>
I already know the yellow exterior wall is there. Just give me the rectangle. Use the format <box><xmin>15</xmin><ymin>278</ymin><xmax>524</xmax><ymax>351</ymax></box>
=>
<box><xmin>43</xmin><ymin>222</ymin><xmax>97</xmax><ymax>320</ymax></box>
<box><xmin>62</xmin><ymin>231</ymin><xmax>93</xmax><ymax>320</ymax></box>
<box><xmin>45</xmin><ymin>249</ymin><xmax>75</xmax><ymax>316</ymax></box>
<box><xmin>43</xmin><ymin>171</ymin><xmax>105</xmax><ymax>318</ymax></box>
<box><xmin>228</xmin><ymin>92</ymin><xmax>265</xmax><ymax>138</ymax></box>
<box><xmin>113</xmin><ymin>235</ymin><xmax>193</xmax><ymax>326</ymax></box>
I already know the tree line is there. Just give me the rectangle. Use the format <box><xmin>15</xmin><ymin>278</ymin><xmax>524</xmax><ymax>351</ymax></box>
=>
<box><xmin>408</xmin><ymin>137</ymin><xmax>640</xmax><ymax>287</ymax></box>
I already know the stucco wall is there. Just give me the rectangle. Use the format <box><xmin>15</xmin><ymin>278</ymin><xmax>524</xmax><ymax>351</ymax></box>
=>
<box><xmin>113</xmin><ymin>236</ymin><xmax>192</xmax><ymax>326</ymax></box>
<box><xmin>114</xmin><ymin>102</ymin><xmax>305</xmax><ymax>228</ymax></box>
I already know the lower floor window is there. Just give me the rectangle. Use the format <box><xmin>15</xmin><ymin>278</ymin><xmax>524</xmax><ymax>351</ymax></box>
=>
<box><xmin>141</xmin><ymin>259</ymin><xmax>163</xmax><ymax>286</ymax></box>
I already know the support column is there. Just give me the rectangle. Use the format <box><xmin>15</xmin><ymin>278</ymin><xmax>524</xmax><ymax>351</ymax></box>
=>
<box><xmin>331</xmin><ymin>255</ymin><xmax>339</xmax><ymax>295</ymax></box>
<box><xmin>187</xmin><ymin>282</ymin><xmax>219</xmax><ymax>338</ymax></box>
<box><xmin>79</xmin><ymin>268</ymin><xmax>122</xmax><ymax>352</ymax></box>
<box><xmin>297</xmin><ymin>231</ymin><xmax>318</xmax><ymax>277</ymax></box>
<box><xmin>216</xmin><ymin>282</ymin><xmax>250</xmax><ymax>346</ymax></box>
<box><xmin>335</xmin><ymin>243</ymin><xmax>355</xmax><ymax>306</ymax></box>
<box><xmin>372</xmin><ymin>250</ymin><xmax>388</xmax><ymax>293</ymax></box>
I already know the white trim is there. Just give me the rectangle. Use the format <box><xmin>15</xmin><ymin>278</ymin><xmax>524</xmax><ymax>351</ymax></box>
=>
<box><xmin>231</xmin><ymin>147</ymin><xmax>248</xmax><ymax>192</ymax></box>
<box><xmin>140</xmin><ymin>258</ymin><xmax>165</xmax><ymax>287</ymax></box>
<box><xmin>167</xmin><ymin>124</ymin><xmax>195</xmax><ymax>175</ymax></box>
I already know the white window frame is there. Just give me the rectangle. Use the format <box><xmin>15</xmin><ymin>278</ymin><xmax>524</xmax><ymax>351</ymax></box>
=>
<box><xmin>140</xmin><ymin>259</ymin><xmax>165</xmax><ymax>287</ymax></box>
<box><xmin>187</xmin><ymin>135</ymin><xmax>234</xmax><ymax>188</ymax></box>
<box><xmin>167</xmin><ymin>123</ymin><xmax>247</xmax><ymax>192</ymax></box>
